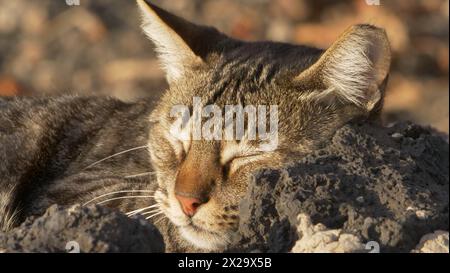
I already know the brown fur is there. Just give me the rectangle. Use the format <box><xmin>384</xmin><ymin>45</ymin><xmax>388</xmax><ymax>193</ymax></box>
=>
<box><xmin>0</xmin><ymin>1</ymin><xmax>391</xmax><ymax>253</ymax></box>
<box><xmin>138</xmin><ymin>0</ymin><xmax>391</xmax><ymax>251</ymax></box>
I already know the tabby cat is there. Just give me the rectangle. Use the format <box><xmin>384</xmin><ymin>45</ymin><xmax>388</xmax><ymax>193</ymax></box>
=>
<box><xmin>0</xmin><ymin>0</ymin><xmax>391</xmax><ymax>252</ymax></box>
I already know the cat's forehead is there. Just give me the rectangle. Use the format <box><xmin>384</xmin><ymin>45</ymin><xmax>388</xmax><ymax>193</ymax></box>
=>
<box><xmin>206</xmin><ymin>42</ymin><xmax>323</xmax><ymax>96</ymax></box>
<box><xmin>177</xmin><ymin>42</ymin><xmax>325</xmax><ymax>105</ymax></box>
<box><xmin>160</xmin><ymin>42</ymin><xmax>323</xmax><ymax>114</ymax></box>
<box><xmin>218</xmin><ymin>41</ymin><xmax>323</xmax><ymax>76</ymax></box>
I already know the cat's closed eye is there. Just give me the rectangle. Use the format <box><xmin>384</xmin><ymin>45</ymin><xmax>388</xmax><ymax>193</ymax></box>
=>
<box><xmin>223</xmin><ymin>153</ymin><xmax>262</xmax><ymax>164</ymax></box>
<box><xmin>221</xmin><ymin>152</ymin><xmax>265</xmax><ymax>176</ymax></box>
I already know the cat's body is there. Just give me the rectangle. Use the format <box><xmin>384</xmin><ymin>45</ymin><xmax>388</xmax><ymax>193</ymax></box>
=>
<box><xmin>0</xmin><ymin>96</ymin><xmax>155</xmax><ymax>221</ymax></box>
<box><xmin>0</xmin><ymin>1</ymin><xmax>391</xmax><ymax>252</ymax></box>
<box><xmin>0</xmin><ymin>96</ymin><xmax>196</xmax><ymax>252</ymax></box>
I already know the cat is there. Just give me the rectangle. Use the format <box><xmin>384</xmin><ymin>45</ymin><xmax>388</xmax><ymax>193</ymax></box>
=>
<box><xmin>0</xmin><ymin>0</ymin><xmax>391</xmax><ymax>252</ymax></box>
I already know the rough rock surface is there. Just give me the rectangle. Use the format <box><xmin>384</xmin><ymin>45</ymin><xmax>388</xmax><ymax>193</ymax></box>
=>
<box><xmin>0</xmin><ymin>205</ymin><xmax>164</xmax><ymax>253</ymax></box>
<box><xmin>411</xmin><ymin>230</ymin><xmax>449</xmax><ymax>253</ymax></box>
<box><xmin>290</xmin><ymin>214</ymin><xmax>366</xmax><ymax>253</ymax></box>
<box><xmin>234</xmin><ymin>122</ymin><xmax>449</xmax><ymax>253</ymax></box>
<box><xmin>289</xmin><ymin>214</ymin><xmax>449</xmax><ymax>253</ymax></box>
<box><xmin>0</xmin><ymin>122</ymin><xmax>448</xmax><ymax>253</ymax></box>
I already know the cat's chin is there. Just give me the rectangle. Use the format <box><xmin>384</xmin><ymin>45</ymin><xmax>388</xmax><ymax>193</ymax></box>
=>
<box><xmin>178</xmin><ymin>224</ymin><xmax>230</xmax><ymax>251</ymax></box>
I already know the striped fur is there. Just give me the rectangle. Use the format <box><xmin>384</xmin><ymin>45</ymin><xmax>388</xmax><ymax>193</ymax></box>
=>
<box><xmin>0</xmin><ymin>1</ymin><xmax>391</xmax><ymax>252</ymax></box>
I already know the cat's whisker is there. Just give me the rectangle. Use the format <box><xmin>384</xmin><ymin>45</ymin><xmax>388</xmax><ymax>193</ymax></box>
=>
<box><xmin>96</xmin><ymin>195</ymin><xmax>156</xmax><ymax>205</ymax></box>
<box><xmin>83</xmin><ymin>145</ymin><xmax>149</xmax><ymax>170</ymax></box>
<box><xmin>83</xmin><ymin>190</ymin><xmax>155</xmax><ymax>206</ymax></box>
<box><xmin>139</xmin><ymin>209</ymin><xmax>162</xmax><ymax>216</ymax></box>
<box><xmin>145</xmin><ymin>211</ymin><xmax>164</xmax><ymax>220</ymax></box>
<box><xmin>126</xmin><ymin>205</ymin><xmax>157</xmax><ymax>215</ymax></box>
<box><xmin>124</xmin><ymin>172</ymin><xmax>156</xmax><ymax>179</ymax></box>
<box><xmin>126</xmin><ymin>204</ymin><xmax>160</xmax><ymax>216</ymax></box>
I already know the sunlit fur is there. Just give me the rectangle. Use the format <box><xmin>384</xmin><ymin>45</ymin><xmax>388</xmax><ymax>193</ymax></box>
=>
<box><xmin>0</xmin><ymin>1</ymin><xmax>390</xmax><ymax>253</ymax></box>
<box><xmin>140</xmin><ymin>1</ymin><xmax>390</xmax><ymax>251</ymax></box>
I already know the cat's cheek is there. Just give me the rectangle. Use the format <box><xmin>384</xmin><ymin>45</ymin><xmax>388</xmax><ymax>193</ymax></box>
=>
<box><xmin>155</xmin><ymin>168</ymin><xmax>177</xmax><ymax>190</ymax></box>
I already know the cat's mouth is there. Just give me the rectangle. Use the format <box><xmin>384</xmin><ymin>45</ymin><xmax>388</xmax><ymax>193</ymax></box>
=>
<box><xmin>154</xmin><ymin>189</ymin><xmax>233</xmax><ymax>250</ymax></box>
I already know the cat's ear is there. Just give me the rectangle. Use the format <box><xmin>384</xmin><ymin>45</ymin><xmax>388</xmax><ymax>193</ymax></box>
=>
<box><xmin>137</xmin><ymin>0</ymin><xmax>228</xmax><ymax>83</ymax></box>
<box><xmin>295</xmin><ymin>24</ymin><xmax>391</xmax><ymax>111</ymax></box>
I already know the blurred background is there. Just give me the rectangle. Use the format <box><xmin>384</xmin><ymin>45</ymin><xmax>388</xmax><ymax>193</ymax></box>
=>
<box><xmin>0</xmin><ymin>0</ymin><xmax>448</xmax><ymax>132</ymax></box>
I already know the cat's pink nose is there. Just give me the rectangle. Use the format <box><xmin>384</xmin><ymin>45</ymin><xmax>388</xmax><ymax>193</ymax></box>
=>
<box><xmin>175</xmin><ymin>194</ymin><xmax>203</xmax><ymax>216</ymax></box>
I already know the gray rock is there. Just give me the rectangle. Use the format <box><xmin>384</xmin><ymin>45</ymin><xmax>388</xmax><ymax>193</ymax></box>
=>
<box><xmin>0</xmin><ymin>204</ymin><xmax>164</xmax><ymax>253</ymax></box>
<box><xmin>290</xmin><ymin>214</ymin><xmax>365</xmax><ymax>253</ymax></box>
<box><xmin>233</xmin><ymin>122</ymin><xmax>449</xmax><ymax>253</ymax></box>
<box><xmin>411</xmin><ymin>230</ymin><xmax>449</xmax><ymax>253</ymax></box>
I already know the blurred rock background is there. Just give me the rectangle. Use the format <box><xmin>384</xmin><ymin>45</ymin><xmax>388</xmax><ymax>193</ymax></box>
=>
<box><xmin>0</xmin><ymin>0</ymin><xmax>448</xmax><ymax>132</ymax></box>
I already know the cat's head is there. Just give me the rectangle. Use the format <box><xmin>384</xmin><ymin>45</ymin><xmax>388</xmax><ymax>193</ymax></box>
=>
<box><xmin>137</xmin><ymin>0</ymin><xmax>391</xmax><ymax>251</ymax></box>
